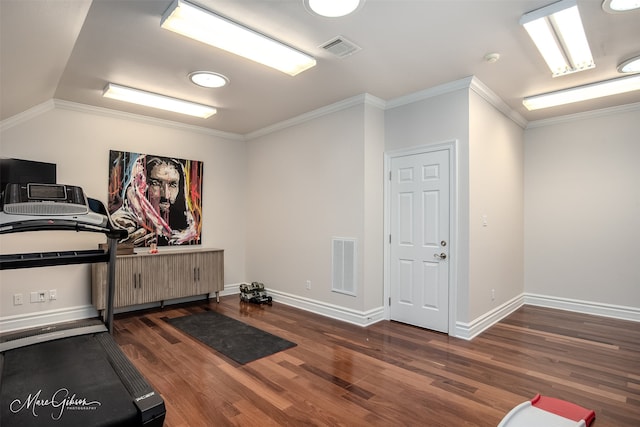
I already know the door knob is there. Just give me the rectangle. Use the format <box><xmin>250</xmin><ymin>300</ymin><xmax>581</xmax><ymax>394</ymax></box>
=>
<box><xmin>434</xmin><ymin>253</ymin><xmax>447</xmax><ymax>260</ymax></box>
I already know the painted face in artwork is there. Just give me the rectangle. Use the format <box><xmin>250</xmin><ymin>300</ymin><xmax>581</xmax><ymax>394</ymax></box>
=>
<box><xmin>147</xmin><ymin>161</ymin><xmax>180</xmax><ymax>214</ymax></box>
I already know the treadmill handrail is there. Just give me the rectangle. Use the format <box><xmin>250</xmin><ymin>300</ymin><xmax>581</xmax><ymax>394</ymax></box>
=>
<box><xmin>0</xmin><ymin>249</ymin><xmax>110</xmax><ymax>270</ymax></box>
<box><xmin>0</xmin><ymin>218</ymin><xmax>125</xmax><ymax>238</ymax></box>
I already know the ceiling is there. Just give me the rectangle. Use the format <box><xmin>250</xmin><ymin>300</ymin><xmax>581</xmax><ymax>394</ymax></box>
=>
<box><xmin>1</xmin><ymin>0</ymin><xmax>639</xmax><ymax>135</ymax></box>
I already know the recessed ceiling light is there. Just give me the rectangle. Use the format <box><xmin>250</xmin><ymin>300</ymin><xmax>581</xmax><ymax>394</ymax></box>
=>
<box><xmin>618</xmin><ymin>55</ymin><xmax>640</xmax><ymax>73</ymax></box>
<box><xmin>189</xmin><ymin>71</ymin><xmax>229</xmax><ymax>88</ymax></box>
<box><xmin>305</xmin><ymin>0</ymin><xmax>365</xmax><ymax>17</ymax></box>
<box><xmin>602</xmin><ymin>0</ymin><xmax>640</xmax><ymax>13</ymax></box>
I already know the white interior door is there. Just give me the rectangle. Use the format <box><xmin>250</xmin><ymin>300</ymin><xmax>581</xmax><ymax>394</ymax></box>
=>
<box><xmin>390</xmin><ymin>149</ymin><xmax>449</xmax><ymax>333</ymax></box>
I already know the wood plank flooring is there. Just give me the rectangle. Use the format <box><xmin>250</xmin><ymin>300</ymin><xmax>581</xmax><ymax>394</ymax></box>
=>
<box><xmin>113</xmin><ymin>298</ymin><xmax>640</xmax><ymax>426</ymax></box>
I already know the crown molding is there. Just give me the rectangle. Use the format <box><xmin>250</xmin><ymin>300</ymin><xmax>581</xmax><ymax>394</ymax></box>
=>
<box><xmin>363</xmin><ymin>93</ymin><xmax>387</xmax><ymax>110</ymax></box>
<box><xmin>245</xmin><ymin>93</ymin><xmax>386</xmax><ymax>140</ymax></box>
<box><xmin>0</xmin><ymin>100</ymin><xmax>56</xmax><ymax>132</ymax></box>
<box><xmin>2</xmin><ymin>95</ymin><xmax>387</xmax><ymax>142</ymax></box>
<box><xmin>0</xmin><ymin>98</ymin><xmax>244</xmax><ymax>140</ymax></box>
<box><xmin>525</xmin><ymin>101</ymin><xmax>640</xmax><ymax>129</ymax></box>
<box><xmin>52</xmin><ymin>99</ymin><xmax>244</xmax><ymax>140</ymax></box>
<box><xmin>385</xmin><ymin>76</ymin><xmax>528</xmax><ymax>129</ymax></box>
<box><xmin>245</xmin><ymin>75</ymin><xmax>528</xmax><ymax>141</ymax></box>
<box><xmin>5</xmin><ymin>85</ymin><xmax>634</xmax><ymax>141</ymax></box>
<box><xmin>385</xmin><ymin>76</ymin><xmax>474</xmax><ymax>110</ymax></box>
<box><xmin>469</xmin><ymin>77</ymin><xmax>528</xmax><ymax>128</ymax></box>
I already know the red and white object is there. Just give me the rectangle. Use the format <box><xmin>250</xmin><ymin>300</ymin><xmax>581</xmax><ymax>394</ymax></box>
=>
<box><xmin>498</xmin><ymin>394</ymin><xmax>595</xmax><ymax>427</ymax></box>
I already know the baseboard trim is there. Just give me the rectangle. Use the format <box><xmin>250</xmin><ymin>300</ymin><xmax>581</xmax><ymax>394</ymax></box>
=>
<box><xmin>524</xmin><ymin>293</ymin><xmax>640</xmax><ymax>322</ymax></box>
<box><xmin>0</xmin><ymin>305</ymin><xmax>98</xmax><ymax>333</ymax></box>
<box><xmin>454</xmin><ymin>293</ymin><xmax>640</xmax><ymax>341</ymax></box>
<box><xmin>219</xmin><ymin>283</ymin><xmax>241</xmax><ymax>297</ymax></box>
<box><xmin>454</xmin><ymin>295</ymin><xmax>525</xmax><ymax>341</ymax></box>
<box><xmin>264</xmin><ymin>289</ymin><xmax>385</xmax><ymax>327</ymax></box>
<box><xmin>221</xmin><ymin>284</ymin><xmax>385</xmax><ymax>326</ymax></box>
<box><xmin>4</xmin><ymin>290</ymin><xmax>636</xmax><ymax>336</ymax></box>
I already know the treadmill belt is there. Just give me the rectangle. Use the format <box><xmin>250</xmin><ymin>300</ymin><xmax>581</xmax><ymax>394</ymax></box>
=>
<box><xmin>1</xmin><ymin>334</ymin><xmax>139</xmax><ymax>427</ymax></box>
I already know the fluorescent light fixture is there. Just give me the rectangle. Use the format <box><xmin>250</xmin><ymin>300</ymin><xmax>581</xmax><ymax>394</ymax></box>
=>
<box><xmin>602</xmin><ymin>0</ymin><xmax>640</xmax><ymax>13</ymax></box>
<box><xmin>520</xmin><ymin>0</ymin><xmax>594</xmax><ymax>77</ymax></box>
<box><xmin>522</xmin><ymin>74</ymin><xmax>640</xmax><ymax>110</ymax></box>
<box><xmin>103</xmin><ymin>83</ymin><xmax>217</xmax><ymax>118</ymax></box>
<box><xmin>305</xmin><ymin>0</ymin><xmax>364</xmax><ymax>17</ymax></box>
<box><xmin>189</xmin><ymin>71</ymin><xmax>229</xmax><ymax>88</ymax></box>
<box><xmin>161</xmin><ymin>0</ymin><xmax>316</xmax><ymax>76</ymax></box>
<box><xmin>618</xmin><ymin>55</ymin><xmax>640</xmax><ymax>73</ymax></box>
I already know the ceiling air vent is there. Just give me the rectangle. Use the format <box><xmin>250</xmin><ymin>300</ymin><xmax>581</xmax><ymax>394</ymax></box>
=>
<box><xmin>321</xmin><ymin>36</ymin><xmax>361</xmax><ymax>58</ymax></box>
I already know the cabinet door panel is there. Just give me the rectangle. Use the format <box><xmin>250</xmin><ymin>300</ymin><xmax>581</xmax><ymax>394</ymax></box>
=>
<box><xmin>136</xmin><ymin>255</ymin><xmax>167</xmax><ymax>305</ymax></box>
<box><xmin>199</xmin><ymin>251</ymin><xmax>224</xmax><ymax>294</ymax></box>
<box><xmin>92</xmin><ymin>250</ymin><xmax>224</xmax><ymax>310</ymax></box>
<box><xmin>164</xmin><ymin>252</ymin><xmax>198</xmax><ymax>300</ymax></box>
<box><xmin>115</xmin><ymin>256</ymin><xmax>138</xmax><ymax>307</ymax></box>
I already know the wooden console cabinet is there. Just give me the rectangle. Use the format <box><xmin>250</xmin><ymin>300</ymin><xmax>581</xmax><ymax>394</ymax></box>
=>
<box><xmin>92</xmin><ymin>249</ymin><xmax>223</xmax><ymax>310</ymax></box>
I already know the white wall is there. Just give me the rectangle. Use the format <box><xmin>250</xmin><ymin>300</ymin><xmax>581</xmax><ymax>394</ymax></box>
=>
<box><xmin>0</xmin><ymin>103</ymin><xmax>246</xmax><ymax>329</ymax></box>
<box><xmin>468</xmin><ymin>91</ymin><xmax>524</xmax><ymax>322</ymax></box>
<box><xmin>524</xmin><ymin>106</ymin><xmax>640</xmax><ymax>312</ymax></box>
<box><xmin>245</xmin><ymin>102</ymin><xmax>382</xmax><ymax>315</ymax></box>
<box><xmin>362</xmin><ymin>101</ymin><xmax>386</xmax><ymax>310</ymax></box>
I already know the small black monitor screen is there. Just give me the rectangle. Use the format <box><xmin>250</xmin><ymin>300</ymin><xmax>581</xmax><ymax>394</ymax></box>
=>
<box><xmin>28</xmin><ymin>184</ymin><xmax>66</xmax><ymax>200</ymax></box>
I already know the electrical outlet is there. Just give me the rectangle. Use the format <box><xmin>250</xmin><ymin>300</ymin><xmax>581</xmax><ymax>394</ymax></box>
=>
<box><xmin>491</xmin><ymin>289</ymin><xmax>495</xmax><ymax>301</ymax></box>
<box><xmin>305</xmin><ymin>280</ymin><xmax>311</xmax><ymax>290</ymax></box>
<box><xmin>31</xmin><ymin>291</ymin><xmax>48</xmax><ymax>303</ymax></box>
<box><xmin>13</xmin><ymin>293</ymin><xmax>23</xmax><ymax>305</ymax></box>
<box><xmin>49</xmin><ymin>289</ymin><xmax>57</xmax><ymax>300</ymax></box>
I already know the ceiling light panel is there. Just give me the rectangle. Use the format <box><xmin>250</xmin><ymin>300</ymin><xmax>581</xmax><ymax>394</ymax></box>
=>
<box><xmin>161</xmin><ymin>0</ymin><xmax>316</xmax><ymax>76</ymax></box>
<box><xmin>520</xmin><ymin>0</ymin><xmax>594</xmax><ymax>77</ymax></box>
<box><xmin>522</xmin><ymin>74</ymin><xmax>640</xmax><ymax>110</ymax></box>
<box><xmin>103</xmin><ymin>83</ymin><xmax>217</xmax><ymax>118</ymax></box>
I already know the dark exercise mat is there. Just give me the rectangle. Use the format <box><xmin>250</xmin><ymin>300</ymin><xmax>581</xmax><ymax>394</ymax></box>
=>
<box><xmin>166</xmin><ymin>310</ymin><xmax>296</xmax><ymax>365</ymax></box>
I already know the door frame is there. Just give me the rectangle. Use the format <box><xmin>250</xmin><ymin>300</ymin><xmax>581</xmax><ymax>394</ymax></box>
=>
<box><xmin>383</xmin><ymin>140</ymin><xmax>458</xmax><ymax>335</ymax></box>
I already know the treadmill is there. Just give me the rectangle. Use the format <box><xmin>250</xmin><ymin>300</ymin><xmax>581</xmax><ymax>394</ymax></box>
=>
<box><xmin>0</xmin><ymin>183</ymin><xmax>166</xmax><ymax>427</ymax></box>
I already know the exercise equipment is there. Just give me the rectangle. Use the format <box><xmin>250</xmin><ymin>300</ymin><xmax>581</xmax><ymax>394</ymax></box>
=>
<box><xmin>498</xmin><ymin>394</ymin><xmax>595</xmax><ymax>427</ymax></box>
<box><xmin>0</xmin><ymin>184</ymin><xmax>166</xmax><ymax>426</ymax></box>
<box><xmin>240</xmin><ymin>282</ymin><xmax>273</xmax><ymax>305</ymax></box>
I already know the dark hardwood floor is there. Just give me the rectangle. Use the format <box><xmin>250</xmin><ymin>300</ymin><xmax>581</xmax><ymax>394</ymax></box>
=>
<box><xmin>113</xmin><ymin>297</ymin><xmax>640</xmax><ymax>426</ymax></box>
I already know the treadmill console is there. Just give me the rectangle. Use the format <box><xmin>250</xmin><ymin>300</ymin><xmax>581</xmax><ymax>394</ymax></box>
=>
<box><xmin>2</xmin><ymin>183</ymin><xmax>89</xmax><ymax>216</ymax></box>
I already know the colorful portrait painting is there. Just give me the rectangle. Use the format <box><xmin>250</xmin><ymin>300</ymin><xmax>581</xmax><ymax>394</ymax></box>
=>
<box><xmin>108</xmin><ymin>150</ymin><xmax>203</xmax><ymax>247</ymax></box>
